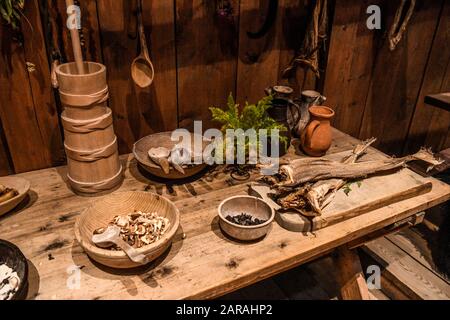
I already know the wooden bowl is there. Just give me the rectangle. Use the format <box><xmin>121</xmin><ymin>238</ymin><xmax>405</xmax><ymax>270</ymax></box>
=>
<box><xmin>218</xmin><ymin>196</ymin><xmax>275</xmax><ymax>241</ymax></box>
<box><xmin>133</xmin><ymin>131</ymin><xmax>208</xmax><ymax>180</ymax></box>
<box><xmin>0</xmin><ymin>177</ymin><xmax>30</xmax><ymax>217</ymax></box>
<box><xmin>75</xmin><ymin>191</ymin><xmax>180</xmax><ymax>269</ymax></box>
<box><xmin>0</xmin><ymin>239</ymin><xmax>28</xmax><ymax>300</ymax></box>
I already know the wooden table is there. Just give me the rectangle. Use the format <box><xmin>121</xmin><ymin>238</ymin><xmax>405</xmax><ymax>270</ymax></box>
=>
<box><xmin>1</xmin><ymin>129</ymin><xmax>449</xmax><ymax>300</ymax></box>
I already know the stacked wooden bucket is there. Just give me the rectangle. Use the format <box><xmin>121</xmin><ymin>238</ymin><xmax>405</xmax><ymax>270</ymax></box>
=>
<box><xmin>56</xmin><ymin>62</ymin><xmax>123</xmax><ymax>194</ymax></box>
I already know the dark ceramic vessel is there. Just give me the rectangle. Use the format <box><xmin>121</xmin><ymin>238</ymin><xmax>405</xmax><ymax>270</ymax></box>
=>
<box><xmin>0</xmin><ymin>239</ymin><xmax>28</xmax><ymax>300</ymax></box>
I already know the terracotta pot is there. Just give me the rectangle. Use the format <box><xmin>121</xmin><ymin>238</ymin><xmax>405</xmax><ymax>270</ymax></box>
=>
<box><xmin>301</xmin><ymin>106</ymin><xmax>335</xmax><ymax>157</ymax></box>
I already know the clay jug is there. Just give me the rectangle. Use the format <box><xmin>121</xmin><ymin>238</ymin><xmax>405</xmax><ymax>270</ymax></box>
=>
<box><xmin>294</xmin><ymin>90</ymin><xmax>326</xmax><ymax>138</ymax></box>
<box><xmin>301</xmin><ymin>106</ymin><xmax>335</xmax><ymax>157</ymax></box>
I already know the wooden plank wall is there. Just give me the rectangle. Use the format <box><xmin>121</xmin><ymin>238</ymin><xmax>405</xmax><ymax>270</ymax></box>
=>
<box><xmin>0</xmin><ymin>0</ymin><xmax>65</xmax><ymax>174</ymax></box>
<box><xmin>324</xmin><ymin>0</ymin><xmax>449</xmax><ymax>155</ymax></box>
<box><xmin>0</xmin><ymin>0</ymin><xmax>448</xmax><ymax>175</ymax></box>
<box><xmin>404</xmin><ymin>0</ymin><xmax>450</xmax><ymax>154</ymax></box>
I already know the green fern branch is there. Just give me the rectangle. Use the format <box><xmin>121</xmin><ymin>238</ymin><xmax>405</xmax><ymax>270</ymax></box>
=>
<box><xmin>210</xmin><ymin>93</ymin><xmax>288</xmax><ymax>159</ymax></box>
<box><xmin>0</xmin><ymin>0</ymin><xmax>25</xmax><ymax>30</ymax></box>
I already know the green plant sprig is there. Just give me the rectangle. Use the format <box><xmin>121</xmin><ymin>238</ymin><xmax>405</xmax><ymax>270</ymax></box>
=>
<box><xmin>0</xmin><ymin>0</ymin><xmax>25</xmax><ymax>29</ymax></box>
<box><xmin>343</xmin><ymin>179</ymin><xmax>363</xmax><ymax>196</ymax></box>
<box><xmin>210</xmin><ymin>93</ymin><xmax>288</xmax><ymax>160</ymax></box>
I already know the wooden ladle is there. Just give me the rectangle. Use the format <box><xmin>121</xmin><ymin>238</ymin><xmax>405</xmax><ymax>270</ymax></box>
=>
<box><xmin>92</xmin><ymin>225</ymin><xmax>148</xmax><ymax>264</ymax></box>
<box><xmin>131</xmin><ymin>0</ymin><xmax>154</xmax><ymax>88</ymax></box>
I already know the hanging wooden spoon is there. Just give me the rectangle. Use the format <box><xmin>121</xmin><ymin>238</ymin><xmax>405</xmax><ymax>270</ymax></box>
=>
<box><xmin>131</xmin><ymin>0</ymin><xmax>155</xmax><ymax>88</ymax></box>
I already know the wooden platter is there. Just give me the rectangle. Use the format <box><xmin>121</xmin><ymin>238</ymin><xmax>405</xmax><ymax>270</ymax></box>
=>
<box><xmin>0</xmin><ymin>177</ymin><xmax>30</xmax><ymax>217</ymax></box>
<box><xmin>133</xmin><ymin>131</ymin><xmax>208</xmax><ymax>180</ymax></box>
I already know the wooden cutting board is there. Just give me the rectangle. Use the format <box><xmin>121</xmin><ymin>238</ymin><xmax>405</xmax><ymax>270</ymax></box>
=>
<box><xmin>251</xmin><ymin>150</ymin><xmax>433</xmax><ymax>232</ymax></box>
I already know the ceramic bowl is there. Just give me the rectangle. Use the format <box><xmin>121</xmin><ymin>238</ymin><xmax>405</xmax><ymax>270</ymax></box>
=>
<box><xmin>218</xmin><ymin>196</ymin><xmax>275</xmax><ymax>241</ymax></box>
<box><xmin>75</xmin><ymin>191</ymin><xmax>180</xmax><ymax>269</ymax></box>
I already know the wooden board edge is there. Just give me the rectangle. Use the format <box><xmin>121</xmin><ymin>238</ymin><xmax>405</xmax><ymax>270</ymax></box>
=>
<box><xmin>313</xmin><ymin>182</ymin><xmax>433</xmax><ymax>231</ymax></box>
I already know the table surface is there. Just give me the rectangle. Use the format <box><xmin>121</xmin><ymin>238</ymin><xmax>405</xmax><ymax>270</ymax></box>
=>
<box><xmin>0</xmin><ymin>129</ymin><xmax>449</xmax><ymax>300</ymax></box>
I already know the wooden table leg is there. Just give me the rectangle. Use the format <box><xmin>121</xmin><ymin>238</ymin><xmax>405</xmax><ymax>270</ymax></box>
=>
<box><xmin>335</xmin><ymin>245</ymin><xmax>370</xmax><ymax>300</ymax></box>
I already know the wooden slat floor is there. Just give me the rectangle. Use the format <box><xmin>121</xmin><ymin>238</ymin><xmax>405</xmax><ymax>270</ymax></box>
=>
<box><xmin>361</xmin><ymin>186</ymin><xmax>450</xmax><ymax>301</ymax></box>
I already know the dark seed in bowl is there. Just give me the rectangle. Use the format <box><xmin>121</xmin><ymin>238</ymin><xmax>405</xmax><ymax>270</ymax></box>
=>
<box><xmin>225</xmin><ymin>213</ymin><xmax>267</xmax><ymax>226</ymax></box>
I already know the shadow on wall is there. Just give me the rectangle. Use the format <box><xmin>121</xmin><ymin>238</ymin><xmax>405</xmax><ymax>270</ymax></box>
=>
<box><xmin>93</xmin><ymin>2</ymin><xmax>313</xmax><ymax>72</ymax></box>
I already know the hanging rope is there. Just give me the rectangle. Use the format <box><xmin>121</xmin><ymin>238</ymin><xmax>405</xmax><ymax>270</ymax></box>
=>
<box><xmin>388</xmin><ymin>0</ymin><xmax>416</xmax><ymax>51</ymax></box>
<box><xmin>282</xmin><ymin>0</ymin><xmax>328</xmax><ymax>79</ymax></box>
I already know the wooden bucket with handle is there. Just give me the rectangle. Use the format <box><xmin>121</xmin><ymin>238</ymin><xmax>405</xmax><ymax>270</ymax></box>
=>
<box><xmin>56</xmin><ymin>62</ymin><xmax>123</xmax><ymax>195</ymax></box>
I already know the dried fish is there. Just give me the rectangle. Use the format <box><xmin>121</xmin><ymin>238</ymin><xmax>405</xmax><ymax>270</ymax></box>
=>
<box><xmin>265</xmin><ymin>138</ymin><xmax>443</xmax><ymax>217</ymax></box>
<box><xmin>274</xmin><ymin>187</ymin><xmax>308</xmax><ymax>209</ymax></box>
<box><xmin>305</xmin><ymin>137</ymin><xmax>376</xmax><ymax>214</ymax></box>
<box><xmin>279</xmin><ymin>146</ymin><xmax>443</xmax><ymax>187</ymax></box>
